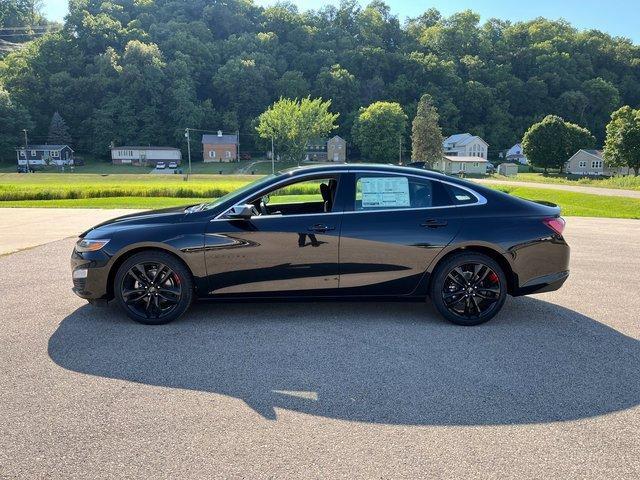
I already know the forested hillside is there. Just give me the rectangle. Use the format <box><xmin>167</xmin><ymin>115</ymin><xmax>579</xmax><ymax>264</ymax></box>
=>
<box><xmin>1</xmin><ymin>0</ymin><xmax>639</xmax><ymax>160</ymax></box>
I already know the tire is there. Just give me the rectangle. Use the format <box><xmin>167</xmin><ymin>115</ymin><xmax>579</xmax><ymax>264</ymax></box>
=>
<box><xmin>114</xmin><ymin>251</ymin><xmax>194</xmax><ymax>325</ymax></box>
<box><xmin>429</xmin><ymin>252</ymin><xmax>508</xmax><ymax>326</ymax></box>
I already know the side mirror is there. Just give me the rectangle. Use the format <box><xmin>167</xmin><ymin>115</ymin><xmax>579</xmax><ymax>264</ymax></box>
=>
<box><xmin>226</xmin><ymin>204</ymin><xmax>255</xmax><ymax>219</ymax></box>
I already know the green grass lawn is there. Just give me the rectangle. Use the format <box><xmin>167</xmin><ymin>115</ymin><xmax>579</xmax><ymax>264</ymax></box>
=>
<box><xmin>1</xmin><ymin>172</ymin><xmax>639</xmax><ymax>219</ymax></box>
<box><xmin>487</xmin><ymin>184</ymin><xmax>640</xmax><ymax>219</ymax></box>
<box><xmin>0</xmin><ymin>158</ymin><xmax>270</xmax><ymax>175</ymax></box>
<box><xmin>488</xmin><ymin>172</ymin><xmax>640</xmax><ymax>191</ymax></box>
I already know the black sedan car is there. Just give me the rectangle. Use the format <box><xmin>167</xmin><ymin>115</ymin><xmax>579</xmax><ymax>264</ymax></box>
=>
<box><xmin>71</xmin><ymin>164</ymin><xmax>569</xmax><ymax>326</ymax></box>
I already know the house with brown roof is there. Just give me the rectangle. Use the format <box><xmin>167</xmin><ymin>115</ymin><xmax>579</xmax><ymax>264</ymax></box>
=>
<box><xmin>202</xmin><ymin>131</ymin><xmax>238</xmax><ymax>162</ymax></box>
<box><xmin>565</xmin><ymin>149</ymin><xmax>630</xmax><ymax>176</ymax></box>
<box><xmin>432</xmin><ymin>155</ymin><xmax>489</xmax><ymax>174</ymax></box>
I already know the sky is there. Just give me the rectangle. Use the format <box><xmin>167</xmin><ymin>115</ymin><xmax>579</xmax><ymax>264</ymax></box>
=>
<box><xmin>42</xmin><ymin>0</ymin><xmax>639</xmax><ymax>43</ymax></box>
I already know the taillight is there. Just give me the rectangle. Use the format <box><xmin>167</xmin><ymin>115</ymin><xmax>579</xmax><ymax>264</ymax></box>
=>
<box><xmin>543</xmin><ymin>217</ymin><xmax>566</xmax><ymax>236</ymax></box>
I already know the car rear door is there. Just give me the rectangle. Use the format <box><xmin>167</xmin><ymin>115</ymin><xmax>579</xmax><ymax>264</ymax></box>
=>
<box><xmin>337</xmin><ymin>171</ymin><xmax>463</xmax><ymax>296</ymax></box>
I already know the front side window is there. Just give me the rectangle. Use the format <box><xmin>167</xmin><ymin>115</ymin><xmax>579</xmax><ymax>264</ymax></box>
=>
<box><xmin>243</xmin><ymin>176</ymin><xmax>339</xmax><ymax>217</ymax></box>
<box><xmin>209</xmin><ymin>150</ymin><xmax>216</xmax><ymax>158</ymax></box>
<box><xmin>355</xmin><ymin>174</ymin><xmax>451</xmax><ymax>211</ymax></box>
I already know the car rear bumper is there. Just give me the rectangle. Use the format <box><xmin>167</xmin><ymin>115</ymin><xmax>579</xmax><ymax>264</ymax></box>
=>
<box><xmin>513</xmin><ymin>270</ymin><xmax>569</xmax><ymax>296</ymax></box>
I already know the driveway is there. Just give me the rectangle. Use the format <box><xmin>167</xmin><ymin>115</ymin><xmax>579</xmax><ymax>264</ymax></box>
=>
<box><xmin>472</xmin><ymin>178</ymin><xmax>640</xmax><ymax>198</ymax></box>
<box><xmin>0</xmin><ymin>208</ymin><xmax>142</xmax><ymax>255</ymax></box>
<box><xmin>0</xmin><ymin>216</ymin><xmax>638</xmax><ymax>478</ymax></box>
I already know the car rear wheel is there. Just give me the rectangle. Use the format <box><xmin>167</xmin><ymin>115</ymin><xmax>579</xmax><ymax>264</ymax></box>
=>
<box><xmin>429</xmin><ymin>252</ymin><xmax>507</xmax><ymax>326</ymax></box>
<box><xmin>114</xmin><ymin>251</ymin><xmax>193</xmax><ymax>325</ymax></box>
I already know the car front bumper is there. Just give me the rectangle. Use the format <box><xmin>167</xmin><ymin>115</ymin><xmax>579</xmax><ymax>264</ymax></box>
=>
<box><xmin>70</xmin><ymin>248</ymin><xmax>112</xmax><ymax>300</ymax></box>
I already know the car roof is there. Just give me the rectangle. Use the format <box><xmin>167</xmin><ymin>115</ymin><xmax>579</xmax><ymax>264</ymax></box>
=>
<box><xmin>281</xmin><ymin>163</ymin><xmax>454</xmax><ymax>181</ymax></box>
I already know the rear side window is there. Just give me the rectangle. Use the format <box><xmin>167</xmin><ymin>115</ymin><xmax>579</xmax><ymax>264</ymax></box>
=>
<box><xmin>446</xmin><ymin>184</ymin><xmax>479</xmax><ymax>205</ymax></box>
<box><xmin>355</xmin><ymin>174</ymin><xmax>451</xmax><ymax>211</ymax></box>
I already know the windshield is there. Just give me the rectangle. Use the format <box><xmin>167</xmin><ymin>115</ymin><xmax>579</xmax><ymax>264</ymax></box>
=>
<box><xmin>200</xmin><ymin>174</ymin><xmax>280</xmax><ymax>211</ymax></box>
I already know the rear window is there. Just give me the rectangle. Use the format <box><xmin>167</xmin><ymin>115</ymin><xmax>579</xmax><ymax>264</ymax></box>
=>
<box><xmin>446</xmin><ymin>184</ymin><xmax>478</xmax><ymax>205</ymax></box>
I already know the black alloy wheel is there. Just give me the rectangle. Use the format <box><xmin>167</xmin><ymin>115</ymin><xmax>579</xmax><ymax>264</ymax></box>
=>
<box><xmin>114</xmin><ymin>251</ymin><xmax>193</xmax><ymax>325</ymax></box>
<box><xmin>430</xmin><ymin>252</ymin><xmax>507</xmax><ymax>326</ymax></box>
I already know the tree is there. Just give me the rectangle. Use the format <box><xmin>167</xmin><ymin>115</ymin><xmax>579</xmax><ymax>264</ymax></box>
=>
<box><xmin>411</xmin><ymin>94</ymin><xmax>443</xmax><ymax>167</ymax></box>
<box><xmin>47</xmin><ymin>111</ymin><xmax>72</xmax><ymax>145</ymax></box>
<box><xmin>352</xmin><ymin>102</ymin><xmax>407</xmax><ymax>162</ymax></box>
<box><xmin>522</xmin><ymin>115</ymin><xmax>595</xmax><ymax>173</ymax></box>
<box><xmin>0</xmin><ymin>86</ymin><xmax>33</xmax><ymax>163</ymax></box>
<box><xmin>256</xmin><ymin>97</ymin><xmax>338</xmax><ymax>162</ymax></box>
<box><xmin>604</xmin><ymin>106</ymin><xmax>640</xmax><ymax>176</ymax></box>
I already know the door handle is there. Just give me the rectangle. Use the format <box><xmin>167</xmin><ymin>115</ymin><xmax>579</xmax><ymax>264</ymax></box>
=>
<box><xmin>421</xmin><ymin>219</ymin><xmax>448</xmax><ymax>228</ymax></box>
<box><xmin>308</xmin><ymin>224</ymin><xmax>335</xmax><ymax>233</ymax></box>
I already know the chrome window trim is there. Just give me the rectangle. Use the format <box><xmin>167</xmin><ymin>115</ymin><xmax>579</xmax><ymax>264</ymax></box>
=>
<box><xmin>211</xmin><ymin>169</ymin><xmax>486</xmax><ymax>221</ymax></box>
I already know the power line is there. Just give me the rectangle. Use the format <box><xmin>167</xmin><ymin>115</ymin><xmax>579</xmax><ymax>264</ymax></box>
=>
<box><xmin>0</xmin><ymin>32</ymin><xmax>55</xmax><ymax>37</ymax></box>
<box><xmin>0</xmin><ymin>25</ymin><xmax>59</xmax><ymax>31</ymax></box>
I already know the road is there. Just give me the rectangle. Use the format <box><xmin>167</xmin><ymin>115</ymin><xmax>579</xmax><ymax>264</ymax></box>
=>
<box><xmin>0</xmin><ymin>214</ymin><xmax>638</xmax><ymax>478</ymax></box>
<box><xmin>472</xmin><ymin>178</ymin><xmax>640</xmax><ymax>198</ymax></box>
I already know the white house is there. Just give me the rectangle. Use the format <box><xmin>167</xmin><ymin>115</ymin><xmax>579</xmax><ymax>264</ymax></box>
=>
<box><xmin>111</xmin><ymin>146</ymin><xmax>182</xmax><ymax>167</ymax></box>
<box><xmin>506</xmin><ymin>143</ymin><xmax>528</xmax><ymax>164</ymax></box>
<box><xmin>565</xmin><ymin>149</ymin><xmax>629</xmax><ymax>176</ymax></box>
<box><xmin>432</xmin><ymin>156</ymin><xmax>489</xmax><ymax>175</ymax></box>
<box><xmin>443</xmin><ymin>133</ymin><xmax>488</xmax><ymax>159</ymax></box>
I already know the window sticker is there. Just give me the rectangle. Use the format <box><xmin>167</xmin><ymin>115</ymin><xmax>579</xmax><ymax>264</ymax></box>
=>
<box><xmin>360</xmin><ymin>176</ymin><xmax>410</xmax><ymax>208</ymax></box>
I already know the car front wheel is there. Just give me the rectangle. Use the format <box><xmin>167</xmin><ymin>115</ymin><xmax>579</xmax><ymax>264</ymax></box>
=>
<box><xmin>114</xmin><ymin>251</ymin><xmax>193</xmax><ymax>325</ymax></box>
<box><xmin>429</xmin><ymin>252</ymin><xmax>507</xmax><ymax>326</ymax></box>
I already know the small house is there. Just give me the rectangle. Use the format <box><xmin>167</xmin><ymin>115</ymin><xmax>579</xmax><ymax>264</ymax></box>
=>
<box><xmin>202</xmin><ymin>131</ymin><xmax>238</xmax><ymax>162</ymax></box>
<box><xmin>498</xmin><ymin>163</ymin><xmax>519</xmax><ymax>176</ymax></box>
<box><xmin>16</xmin><ymin>144</ymin><xmax>74</xmax><ymax>166</ymax></box>
<box><xmin>305</xmin><ymin>136</ymin><xmax>347</xmax><ymax>162</ymax></box>
<box><xmin>506</xmin><ymin>143</ymin><xmax>528</xmax><ymax>165</ymax></box>
<box><xmin>565</xmin><ymin>150</ymin><xmax>630</xmax><ymax>176</ymax></box>
<box><xmin>443</xmin><ymin>133</ymin><xmax>488</xmax><ymax>159</ymax></box>
<box><xmin>432</xmin><ymin>155</ymin><xmax>488</xmax><ymax>175</ymax></box>
<box><xmin>111</xmin><ymin>146</ymin><xmax>181</xmax><ymax>167</ymax></box>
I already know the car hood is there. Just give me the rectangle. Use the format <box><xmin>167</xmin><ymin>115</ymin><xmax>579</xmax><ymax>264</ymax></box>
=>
<box><xmin>80</xmin><ymin>205</ymin><xmax>193</xmax><ymax>237</ymax></box>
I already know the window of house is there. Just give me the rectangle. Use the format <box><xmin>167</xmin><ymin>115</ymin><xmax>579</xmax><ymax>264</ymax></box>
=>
<box><xmin>51</xmin><ymin>150</ymin><xmax>60</xmax><ymax>158</ymax></box>
<box><xmin>579</xmin><ymin>161</ymin><xmax>587</xmax><ymax>168</ymax></box>
<box><xmin>355</xmin><ymin>174</ymin><xmax>451</xmax><ymax>211</ymax></box>
<box><xmin>209</xmin><ymin>151</ymin><xmax>216</xmax><ymax>158</ymax></box>
<box><xmin>592</xmin><ymin>160</ymin><xmax>603</xmax><ymax>168</ymax></box>
<box><xmin>31</xmin><ymin>150</ymin><xmax>36</xmax><ymax>156</ymax></box>
<box><xmin>19</xmin><ymin>150</ymin><xmax>25</xmax><ymax>157</ymax></box>
<box><xmin>473</xmin><ymin>162</ymin><xmax>478</xmax><ymax>167</ymax></box>
<box><xmin>460</xmin><ymin>163</ymin><xmax>466</xmax><ymax>171</ymax></box>
<box><xmin>226</xmin><ymin>151</ymin><xmax>231</xmax><ymax>158</ymax></box>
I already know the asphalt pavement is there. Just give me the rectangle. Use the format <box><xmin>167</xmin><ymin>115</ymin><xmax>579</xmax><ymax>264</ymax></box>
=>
<box><xmin>0</xmin><ymin>216</ymin><xmax>638</xmax><ymax>479</ymax></box>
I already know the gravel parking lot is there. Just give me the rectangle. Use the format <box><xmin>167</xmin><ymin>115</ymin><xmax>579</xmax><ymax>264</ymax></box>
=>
<box><xmin>0</xmin><ymin>215</ymin><xmax>638</xmax><ymax>479</ymax></box>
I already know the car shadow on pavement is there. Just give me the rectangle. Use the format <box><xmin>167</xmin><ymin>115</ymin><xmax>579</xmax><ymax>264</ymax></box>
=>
<box><xmin>48</xmin><ymin>296</ymin><xmax>640</xmax><ymax>426</ymax></box>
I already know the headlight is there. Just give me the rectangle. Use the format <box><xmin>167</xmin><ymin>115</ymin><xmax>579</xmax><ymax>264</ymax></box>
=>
<box><xmin>76</xmin><ymin>239</ymin><xmax>110</xmax><ymax>252</ymax></box>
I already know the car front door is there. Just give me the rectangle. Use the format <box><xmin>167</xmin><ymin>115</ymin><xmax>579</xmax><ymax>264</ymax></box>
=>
<box><xmin>337</xmin><ymin>171</ymin><xmax>464</xmax><ymax>296</ymax></box>
<box><xmin>204</xmin><ymin>174</ymin><xmax>343</xmax><ymax>297</ymax></box>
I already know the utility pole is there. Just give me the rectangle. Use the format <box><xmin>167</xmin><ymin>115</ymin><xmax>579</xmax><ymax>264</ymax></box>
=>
<box><xmin>271</xmin><ymin>136</ymin><xmax>275</xmax><ymax>174</ymax></box>
<box><xmin>184</xmin><ymin>128</ymin><xmax>191</xmax><ymax>180</ymax></box>
<box><xmin>399</xmin><ymin>134</ymin><xmax>402</xmax><ymax>165</ymax></box>
<box><xmin>23</xmin><ymin>129</ymin><xmax>29</xmax><ymax>172</ymax></box>
<box><xmin>236</xmin><ymin>130</ymin><xmax>240</xmax><ymax>163</ymax></box>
